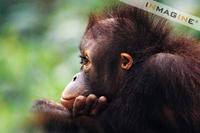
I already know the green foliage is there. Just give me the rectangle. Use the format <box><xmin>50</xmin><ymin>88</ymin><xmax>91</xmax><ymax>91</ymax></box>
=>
<box><xmin>0</xmin><ymin>0</ymin><xmax>199</xmax><ymax>132</ymax></box>
<box><xmin>0</xmin><ymin>0</ymin><xmax>96</xmax><ymax>132</ymax></box>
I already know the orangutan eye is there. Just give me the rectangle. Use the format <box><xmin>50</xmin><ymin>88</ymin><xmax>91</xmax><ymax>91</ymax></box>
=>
<box><xmin>80</xmin><ymin>55</ymin><xmax>89</xmax><ymax>66</ymax></box>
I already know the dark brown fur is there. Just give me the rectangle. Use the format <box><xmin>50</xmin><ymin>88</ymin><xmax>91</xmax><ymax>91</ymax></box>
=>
<box><xmin>31</xmin><ymin>2</ymin><xmax>200</xmax><ymax>133</ymax></box>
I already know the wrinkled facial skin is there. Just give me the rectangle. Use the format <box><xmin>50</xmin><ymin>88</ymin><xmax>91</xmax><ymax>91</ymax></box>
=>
<box><xmin>61</xmin><ymin>24</ymin><xmax>124</xmax><ymax>109</ymax></box>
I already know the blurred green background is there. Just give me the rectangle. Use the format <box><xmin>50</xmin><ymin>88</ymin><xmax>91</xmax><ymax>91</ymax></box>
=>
<box><xmin>0</xmin><ymin>0</ymin><xmax>199</xmax><ymax>132</ymax></box>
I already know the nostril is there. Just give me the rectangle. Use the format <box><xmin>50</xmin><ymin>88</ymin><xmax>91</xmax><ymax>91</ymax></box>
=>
<box><xmin>73</xmin><ymin>76</ymin><xmax>77</xmax><ymax>81</ymax></box>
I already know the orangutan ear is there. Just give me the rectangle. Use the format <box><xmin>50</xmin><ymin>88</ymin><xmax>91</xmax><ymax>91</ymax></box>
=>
<box><xmin>120</xmin><ymin>53</ymin><xmax>133</xmax><ymax>70</ymax></box>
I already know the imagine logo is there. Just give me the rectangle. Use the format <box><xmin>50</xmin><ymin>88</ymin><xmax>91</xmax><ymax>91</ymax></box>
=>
<box><xmin>120</xmin><ymin>0</ymin><xmax>200</xmax><ymax>31</ymax></box>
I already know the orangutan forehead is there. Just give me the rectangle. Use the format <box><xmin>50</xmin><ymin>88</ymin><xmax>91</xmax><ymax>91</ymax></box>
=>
<box><xmin>94</xmin><ymin>17</ymin><xmax>133</xmax><ymax>27</ymax></box>
<box><xmin>86</xmin><ymin>15</ymin><xmax>126</xmax><ymax>32</ymax></box>
<box><xmin>98</xmin><ymin>18</ymin><xmax>116</xmax><ymax>25</ymax></box>
<box><xmin>79</xmin><ymin>18</ymin><xmax>118</xmax><ymax>52</ymax></box>
<box><xmin>91</xmin><ymin>17</ymin><xmax>134</xmax><ymax>31</ymax></box>
<box><xmin>84</xmin><ymin>18</ymin><xmax>118</xmax><ymax>39</ymax></box>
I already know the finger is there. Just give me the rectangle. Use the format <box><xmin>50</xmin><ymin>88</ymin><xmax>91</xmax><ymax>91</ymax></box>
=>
<box><xmin>85</xmin><ymin>94</ymin><xmax>98</xmax><ymax>113</ymax></box>
<box><xmin>73</xmin><ymin>95</ymin><xmax>86</xmax><ymax>117</ymax></box>
<box><xmin>90</xmin><ymin>96</ymin><xmax>107</xmax><ymax>116</ymax></box>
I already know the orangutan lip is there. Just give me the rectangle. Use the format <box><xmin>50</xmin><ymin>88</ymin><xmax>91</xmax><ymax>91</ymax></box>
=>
<box><xmin>60</xmin><ymin>96</ymin><xmax>76</xmax><ymax>109</ymax></box>
<box><xmin>61</xmin><ymin>90</ymin><xmax>90</xmax><ymax>101</ymax></box>
<box><xmin>61</xmin><ymin>96</ymin><xmax>76</xmax><ymax>101</ymax></box>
